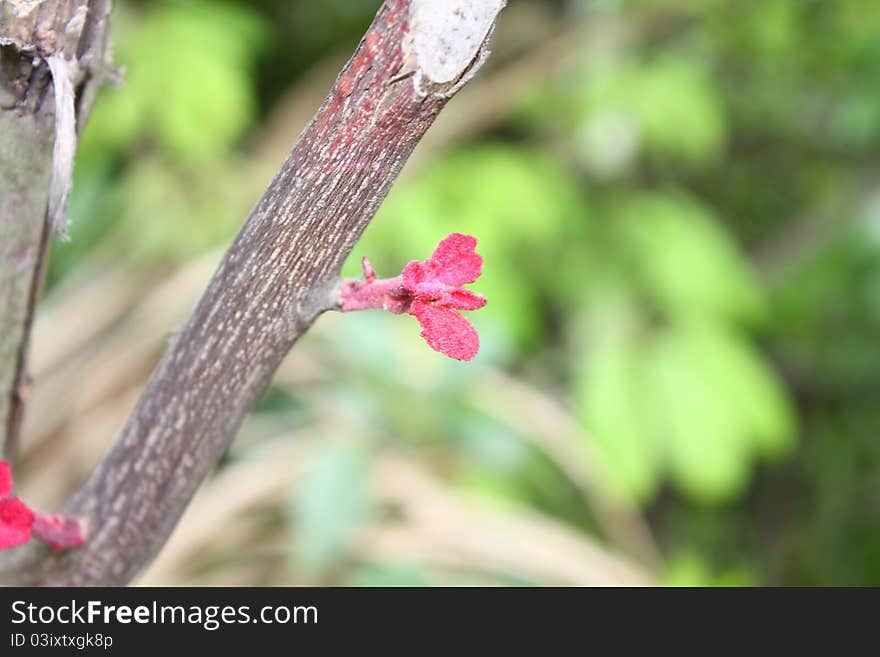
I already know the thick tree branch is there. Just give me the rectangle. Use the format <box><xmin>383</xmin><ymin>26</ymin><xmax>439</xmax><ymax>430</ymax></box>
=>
<box><xmin>0</xmin><ymin>0</ymin><xmax>506</xmax><ymax>585</ymax></box>
<box><xmin>0</xmin><ymin>0</ymin><xmax>113</xmax><ymax>459</ymax></box>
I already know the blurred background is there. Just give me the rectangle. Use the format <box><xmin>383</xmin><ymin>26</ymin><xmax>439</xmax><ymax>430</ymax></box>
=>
<box><xmin>12</xmin><ymin>0</ymin><xmax>880</xmax><ymax>585</ymax></box>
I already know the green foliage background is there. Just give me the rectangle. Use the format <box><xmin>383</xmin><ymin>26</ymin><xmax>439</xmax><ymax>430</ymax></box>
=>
<box><xmin>48</xmin><ymin>0</ymin><xmax>880</xmax><ymax>585</ymax></box>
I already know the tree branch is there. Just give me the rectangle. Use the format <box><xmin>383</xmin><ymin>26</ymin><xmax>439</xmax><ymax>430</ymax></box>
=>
<box><xmin>0</xmin><ymin>0</ymin><xmax>506</xmax><ymax>585</ymax></box>
<box><xmin>0</xmin><ymin>0</ymin><xmax>113</xmax><ymax>459</ymax></box>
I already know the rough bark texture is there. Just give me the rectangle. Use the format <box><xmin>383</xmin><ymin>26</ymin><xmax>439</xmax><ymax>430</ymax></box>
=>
<box><xmin>0</xmin><ymin>0</ymin><xmax>505</xmax><ymax>585</ymax></box>
<box><xmin>0</xmin><ymin>0</ymin><xmax>113</xmax><ymax>459</ymax></box>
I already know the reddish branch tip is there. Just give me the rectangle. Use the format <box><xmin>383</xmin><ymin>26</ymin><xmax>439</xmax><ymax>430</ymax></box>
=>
<box><xmin>339</xmin><ymin>233</ymin><xmax>487</xmax><ymax>360</ymax></box>
<box><xmin>32</xmin><ymin>514</ymin><xmax>86</xmax><ymax>551</ymax></box>
<box><xmin>0</xmin><ymin>460</ymin><xmax>84</xmax><ymax>552</ymax></box>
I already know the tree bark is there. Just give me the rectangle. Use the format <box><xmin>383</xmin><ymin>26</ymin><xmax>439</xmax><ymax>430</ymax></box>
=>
<box><xmin>0</xmin><ymin>0</ymin><xmax>506</xmax><ymax>585</ymax></box>
<box><xmin>0</xmin><ymin>0</ymin><xmax>113</xmax><ymax>459</ymax></box>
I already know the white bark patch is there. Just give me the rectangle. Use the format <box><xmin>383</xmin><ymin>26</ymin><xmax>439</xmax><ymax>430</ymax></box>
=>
<box><xmin>47</xmin><ymin>55</ymin><xmax>78</xmax><ymax>238</ymax></box>
<box><xmin>9</xmin><ymin>0</ymin><xmax>43</xmax><ymax>18</ymax></box>
<box><xmin>410</xmin><ymin>0</ymin><xmax>506</xmax><ymax>93</ymax></box>
<box><xmin>64</xmin><ymin>5</ymin><xmax>88</xmax><ymax>37</ymax></box>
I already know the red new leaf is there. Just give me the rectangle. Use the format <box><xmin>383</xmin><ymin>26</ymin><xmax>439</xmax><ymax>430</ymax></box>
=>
<box><xmin>0</xmin><ymin>460</ymin><xmax>84</xmax><ymax>551</ymax></box>
<box><xmin>340</xmin><ymin>233</ymin><xmax>487</xmax><ymax>360</ymax></box>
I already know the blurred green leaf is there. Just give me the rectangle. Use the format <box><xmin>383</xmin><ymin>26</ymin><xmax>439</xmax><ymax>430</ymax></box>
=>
<box><xmin>646</xmin><ymin>328</ymin><xmax>750</xmax><ymax>503</ymax></box>
<box><xmin>289</xmin><ymin>443</ymin><xmax>372</xmax><ymax>574</ymax></box>
<box><xmin>575</xmin><ymin>295</ymin><xmax>793</xmax><ymax>504</ymax></box>
<box><xmin>524</xmin><ymin>52</ymin><xmax>727</xmax><ymax>170</ymax></box>
<box><xmin>645</xmin><ymin>320</ymin><xmax>794</xmax><ymax>503</ymax></box>
<box><xmin>620</xmin><ymin>193</ymin><xmax>766</xmax><ymax>324</ymax></box>
<box><xmin>81</xmin><ymin>0</ymin><xmax>268</xmax><ymax>161</ymax></box>
<box><xmin>664</xmin><ymin>551</ymin><xmax>757</xmax><ymax>586</ymax></box>
<box><xmin>683</xmin><ymin>321</ymin><xmax>796</xmax><ymax>459</ymax></box>
<box><xmin>575</xmin><ymin>294</ymin><xmax>660</xmax><ymax>502</ymax></box>
<box><xmin>621</xmin><ymin>56</ymin><xmax>727</xmax><ymax>164</ymax></box>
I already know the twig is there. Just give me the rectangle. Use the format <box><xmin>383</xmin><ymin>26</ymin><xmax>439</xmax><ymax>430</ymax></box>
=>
<box><xmin>0</xmin><ymin>0</ymin><xmax>114</xmax><ymax>460</ymax></box>
<box><xmin>0</xmin><ymin>0</ymin><xmax>507</xmax><ymax>585</ymax></box>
